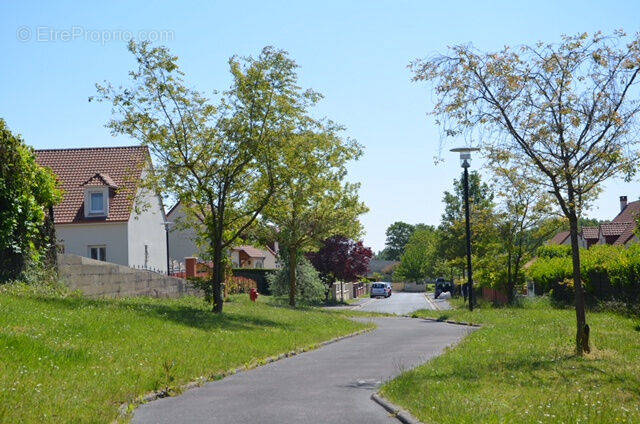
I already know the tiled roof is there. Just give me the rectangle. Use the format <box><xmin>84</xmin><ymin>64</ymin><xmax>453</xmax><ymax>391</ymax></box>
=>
<box><xmin>549</xmin><ymin>230</ymin><xmax>570</xmax><ymax>245</ymax></box>
<box><xmin>613</xmin><ymin>200</ymin><xmax>640</xmax><ymax>223</ymax></box>
<box><xmin>235</xmin><ymin>245</ymin><xmax>268</xmax><ymax>258</ymax></box>
<box><xmin>81</xmin><ymin>172</ymin><xmax>119</xmax><ymax>188</ymax></box>
<box><xmin>35</xmin><ymin>146</ymin><xmax>148</xmax><ymax>224</ymax></box>
<box><xmin>600</xmin><ymin>222</ymin><xmax>632</xmax><ymax>237</ymax></box>
<box><xmin>581</xmin><ymin>227</ymin><xmax>599</xmax><ymax>239</ymax></box>
<box><xmin>613</xmin><ymin>223</ymin><xmax>637</xmax><ymax>246</ymax></box>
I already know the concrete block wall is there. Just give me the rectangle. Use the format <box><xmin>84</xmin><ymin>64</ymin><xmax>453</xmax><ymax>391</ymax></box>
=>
<box><xmin>57</xmin><ymin>254</ymin><xmax>202</xmax><ymax>298</ymax></box>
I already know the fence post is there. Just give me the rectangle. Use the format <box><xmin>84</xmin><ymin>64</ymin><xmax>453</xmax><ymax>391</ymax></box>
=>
<box><xmin>185</xmin><ymin>257</ymin><xmax>197</xmax><ymax>279</ymax></box>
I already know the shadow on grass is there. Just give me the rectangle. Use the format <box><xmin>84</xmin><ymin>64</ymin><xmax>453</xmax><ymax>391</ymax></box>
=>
<box><xmin>24</xmin><ymin>295</ymin><xmax>290</xmax><ymax>332</ymax></box>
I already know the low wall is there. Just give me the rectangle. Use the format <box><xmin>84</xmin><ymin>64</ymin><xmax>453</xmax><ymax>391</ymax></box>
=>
<box><xmin>404</xmin><ymin>282</ymin><xmax>426</xmax><ymax>292</ymax></box>
<box><xmin>58</xmin><ymin>254</ymin><xmax>201</xmax><ymax>298</ymax></box>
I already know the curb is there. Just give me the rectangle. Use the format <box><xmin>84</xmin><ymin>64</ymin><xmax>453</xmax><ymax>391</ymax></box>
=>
<box><xmin>115</xmin><ymin>327</ymin><xmax>374</xmax><ymax>422</ymax></box>
<box><xmin>418</xmin><ymin>317</ymin><xmax>481</xmax><ymax>327</ymax></box>
<box><xmin>423</xmin><ymin>292</ymin><xmax>440</xmax><ymax>311</ymax></box>
<box><xmin>371</xmin><ymin>393</ymin><xmax>423</xmax><ymax>424</ymax></box>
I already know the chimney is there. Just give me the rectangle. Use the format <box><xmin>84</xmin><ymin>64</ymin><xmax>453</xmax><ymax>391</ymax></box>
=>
<box><xmin>620</xmin><ymin>196</ymin><xmax>628</xmax><ymax>212</ymax></box>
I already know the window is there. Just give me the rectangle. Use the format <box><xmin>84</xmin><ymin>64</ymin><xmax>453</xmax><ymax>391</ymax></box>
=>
<box><xmin>90</xmin><ymin>192</ymin><xmax>104</xmax><ymax>214</ymax></box>
<box><xmin>89</xmin><ymin>246</ymin><xmax>106</xmax><ymax>261</ymax></box>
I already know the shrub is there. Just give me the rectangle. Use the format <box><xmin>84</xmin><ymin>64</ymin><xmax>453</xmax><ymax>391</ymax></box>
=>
<box><xmin>268</xmin><ymin>256</ymin><xmax>325</xmax><ymax>304</ymax></box>
<box><xmin>527</xmin><ymin>244</ymin><xmax>640</xmax><ymax>309</ymax></box>
<box><xmin>0</xmin><ymin>120</ymin><xmax>60</xmax><ymax>282</ymax></box>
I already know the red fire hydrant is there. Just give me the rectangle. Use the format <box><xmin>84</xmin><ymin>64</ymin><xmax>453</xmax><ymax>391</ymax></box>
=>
<box><xmin>249</xmin><ymin>288</ymin><xmax>259</xmax><ymax>302</ymax></box>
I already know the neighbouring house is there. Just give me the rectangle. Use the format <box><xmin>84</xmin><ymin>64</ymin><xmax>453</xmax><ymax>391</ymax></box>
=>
<box><xmin>548</xmin><ymin>196</ymin><xmax>640</xmax><ymax>248</ymax></box>
<box><xmin>166</xmin><ymin>201</ymin><xmax>280</xmax><ymax>270</ymax></box>
<box><xmin>35</xmin><ymin>146</ymin><xmax>168</xmax><ymax>272</ymax></box>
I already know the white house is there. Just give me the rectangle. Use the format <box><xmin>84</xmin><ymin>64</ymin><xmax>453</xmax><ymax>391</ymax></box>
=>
<box><xmin>167</xmin><ymin>201</ymin><xmax>279</xmax><ymax>269</ymax></box>
<box><xmin>35</xmin><ymin>146</ymin><xmax>168</xmax><ymax>272</ymax></box>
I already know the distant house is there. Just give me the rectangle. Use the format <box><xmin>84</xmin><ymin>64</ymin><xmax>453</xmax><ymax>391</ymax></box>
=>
<box><xmin>548</xmin><ymin>196</ymin><xmax>639</xmax><ymax>248</ymax></box>
<box><xmin>167</xmin><ymin>201</ymin><xmax>280</xmax><ymax>269</ymax></box>
<box><xmin>35</xmin><ymin>146</ymin><xmax>168</xmax><ymax>272</ymax></box>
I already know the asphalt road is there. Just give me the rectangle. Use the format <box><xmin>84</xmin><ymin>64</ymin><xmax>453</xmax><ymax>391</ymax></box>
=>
<box><xmin>133</xmin><ymin>317</ymin><xmax>472</xmax><ymax>424</ymax></box>
<box><xmin>358</xmin><ymin>291</ymin><xmax>448</xmax><ymax>315</ymax></box>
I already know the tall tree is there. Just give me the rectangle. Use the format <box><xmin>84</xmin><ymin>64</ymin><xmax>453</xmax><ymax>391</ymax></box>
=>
<box><xmin>308</xmin><ymin>235</ymin><xmax>372</xmax><ymax>296</ymax></box>
<box><xmin>0</xmin><ymin>119</ymin><xmax>60</xmax><ymax>281</ymax></box>
<box><xmin>412</xmin><ymin>31</ymin><xmax>640</xmax><ymax>353</ymax></box>
<box><xmin>94</xmin><ymin>42</ymin><xmax>313</xmax><ymax>313</ymax></box>
<box><xmin>394</xmin><ymin>226</ymin><xmax>440</xmax><ymax>282</ymax></box>
<box><xmin>261</xmin><ymin>131</ymin><xmax>367</xmax><ymax>307</ymax></box>
<box><xmin>384</xmin><ymin>221</ymin><xmax>416</xmax><ymax>260</ymax></box>
<box><xmin>438</xmin><ymin>171</ymin><xmax>496</xmax><ymax>280</ymax></box>
<box><xmin>492</xmin><ymin>167</ymin><xmax>557</xmax><ymax>302</ymax></box>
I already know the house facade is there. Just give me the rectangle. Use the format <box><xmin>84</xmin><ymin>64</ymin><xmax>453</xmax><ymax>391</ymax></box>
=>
<box><xmin>548</xmin><ymin>196</ymin><xmax>639</xmax><ymax>248</ymax></box>
<box><xmin>167</xmin><ymin>201</ymin><xmax>279</xmax><ymax>269</ymax></box>
<box><xmin>35</xmin><ymin>146</ymin><xmax>168</xmax><ymax>272</ymax></box>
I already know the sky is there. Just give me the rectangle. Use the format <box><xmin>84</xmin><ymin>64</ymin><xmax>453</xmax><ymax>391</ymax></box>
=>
<box><xmin>2</xmin><ymin>1</ymin><xmax>639</xmax><ymax>252</ymax></box>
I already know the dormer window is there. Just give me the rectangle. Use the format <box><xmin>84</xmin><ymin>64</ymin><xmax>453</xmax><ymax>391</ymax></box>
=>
<box><xmin>90</xmin><ymin>192</ymin><xmax>104</xmax><ymax>214</ymax></box>
<box><xmin>81</xmin><ymin>173</ymin><xmax>118</xmax><ymax>218</ymax></box>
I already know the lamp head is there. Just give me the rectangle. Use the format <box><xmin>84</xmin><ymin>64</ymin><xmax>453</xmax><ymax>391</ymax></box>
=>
<box><xmin>450</xmin><ymin>147</ymin><xmax>480</xmax><ymax>168</ymax></box>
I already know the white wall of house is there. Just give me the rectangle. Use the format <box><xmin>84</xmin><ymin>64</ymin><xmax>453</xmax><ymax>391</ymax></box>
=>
<box><xmin>167</xmin><ymin>202</ymin><xmax>201</xmax><ymax>263</ymax></box>
<box><xmin>263</xmin><ymin>250</ymin><xmax>278</xmax><ymax>269</ymax></box>
<box><xmin>56</xmin><ymin>223</ymin><xmax>129</xmax><ymax>266</ymax></box>
<box><xmin>128</xmin><ymin>186</ymin><xmax>168</xmax><ymax>273</ymax></box>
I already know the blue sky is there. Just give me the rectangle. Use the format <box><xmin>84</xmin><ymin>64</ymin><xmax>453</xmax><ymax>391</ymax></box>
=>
<box><xmin>2</xmin><ymin>1</ymin><xmax>639</xmax><ymax>252</ymax></box>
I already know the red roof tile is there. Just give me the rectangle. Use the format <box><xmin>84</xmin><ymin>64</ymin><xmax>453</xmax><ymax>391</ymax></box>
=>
<box><xmin>235</xmin><ymin>245</ymin><xmax>268</xmax><ymax>258</ymax></box>
<box><xmin>613</xmin><ymin>223</ymin><xmax>637</xmax><ymax>246</ymax></box>
<box><xmin>581</xmin><ymin>226</ymin><xmax>599</xmax><ymax>239</ymax></box>
<box><xmin>600</xmin><ymin>222</ymin><xmax>632</xmax><ymax>237</ymax></box>
<box><xmin>35</xmin><ymin>146</ymin><xmax>148</xmax><ymax>224</ymax></box>
<box><xmin>81</xmin><ymin>172</ymin><xmax>119</xmax><ymax>188</ymax></box>
<box><xmin>549</xmin><ymin>230</ymin><xmax>570</xmax><ymax>245</ymax></box>
<box><xmin>613</xmin><ymin>200</ymin><xmax>640</xmax><ymax>223</ymax></box>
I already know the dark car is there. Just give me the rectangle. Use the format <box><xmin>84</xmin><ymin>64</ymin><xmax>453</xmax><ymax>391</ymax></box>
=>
<box><xmin>435</xmin><ymin>278</ymin><xmax>454</xmax><ymax>299</ymax></box>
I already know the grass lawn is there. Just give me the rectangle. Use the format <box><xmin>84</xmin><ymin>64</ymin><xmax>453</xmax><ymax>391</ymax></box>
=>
<box><xmin>0</xmin><ymin>285</ymin><xmax>372</xmax><ymax>423</ymax></box>
<box><xmin>381</xmin><ymin>298</ymin><xmax>640</xmax><ymax>423</ymax></box>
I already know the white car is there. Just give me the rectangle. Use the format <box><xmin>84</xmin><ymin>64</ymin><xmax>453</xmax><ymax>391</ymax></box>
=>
<box><xmin>370</xmin><ymin>282</ymin><xmax>392</xmax><ymax>298</ymax></box>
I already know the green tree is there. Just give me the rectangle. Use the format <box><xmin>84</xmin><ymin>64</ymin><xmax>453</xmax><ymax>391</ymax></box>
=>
<box><xmin>0</xmin><ymin>119</ymin><xmax>60</xmax><ymax>281</ymax></box>
<box><xmin>394</xmin><ymin>226</ymin><xmax>439</xmax><ymax>282</ymax></box>
<box><xmin>384</xmin><ymin>221</ymin><xmax>416</xmax><ymax>260</ymax></box>
<box><xmin>492</xmin><ymin>167</ymin><xmax>557</xmax><ymax>302</ymax></box>
<box><xmin>437</xmin><ymin>171</ymin><xmax>497</xmax><ymax>281</ymax></box>
<box><xmin>261</xmin><ymin>131</ymin><xmax>367</xmax><ymax>307</ymax></box>
<box><xmin>412</xmin><ymin>31</ymin><xmax>640</xmax><ymax>353</ymax></box>
<box><xmin>94</xmin><ymin>42</ymin><xmax>312</xmax><ymax>313</ymax></box>
<box><xmin>267</xmin><ymin>253</ymin><xmax>325</xmax><ymax>304</ymax></box>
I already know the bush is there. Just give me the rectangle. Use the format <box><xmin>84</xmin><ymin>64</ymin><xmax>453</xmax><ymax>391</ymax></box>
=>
<box><xmin>527</xmin><ymin>244</ymin><xmax>640</xmax><ymax>310</ymax></box>
<box><xmin>268</xmin><ymin>256</ymin><xmax>325</xmax><ymax>304</ymax></box>
<box><xmin>0</xmin><ymin>120</ymin><xmax>60</xmax><ymax>282</ymax></box>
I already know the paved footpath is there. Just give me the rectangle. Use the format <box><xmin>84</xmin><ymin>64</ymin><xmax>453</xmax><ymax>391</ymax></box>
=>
<box><xmin>133</xmin><ymin>317</ymin><xmax>472</xmax><ymax>424</ymax></box>
<box><xmin>358</xmin><ymin>292</ymin><xmax>450</xmax><ymax>315</ymax></box>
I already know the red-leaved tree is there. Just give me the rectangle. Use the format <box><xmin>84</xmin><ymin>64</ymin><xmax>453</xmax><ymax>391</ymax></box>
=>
<box><xmin>308</xmin><ymin>236</ymin><xmax>372</xmax><ymax>296</ymax></box>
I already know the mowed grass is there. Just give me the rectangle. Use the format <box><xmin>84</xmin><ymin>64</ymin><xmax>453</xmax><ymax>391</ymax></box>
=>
<box><xmin>0</xmin><ymin>286</ymin><xmax>371</xmax><ymax>423</ymax></box>
<box><xmin>381</xmin><ymin>298</ymin><xmax>640</xmax><ymax>423</ymax></box>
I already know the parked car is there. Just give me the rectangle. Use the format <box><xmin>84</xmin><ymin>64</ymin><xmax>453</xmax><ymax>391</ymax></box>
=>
<box><xmin>435</xmin><ymin>277</ymin><xmax>454</xmax><ymax>299</ymax></box>
<box><xmin>371</xmin><ymin>282</ymin><xmax>392</xmax><ymax>298</ymax></box>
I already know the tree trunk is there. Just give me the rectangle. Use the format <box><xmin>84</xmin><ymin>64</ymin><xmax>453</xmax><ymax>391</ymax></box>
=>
<box><xmin>288</xmin><ymin>248</ymin><xmax>297</xmax><ymax>307</ymax></box>
<box><xmin>568</xmin><ymin>214</ymin><xmax>590</xmax><ymax>354</ymax></box>
<box><xmin>211</xmin><ymin>243</ymin><xmax>224</xmax><ymax>313</ymax></box>
<box><xmin>507</xmin><ymin>249</ymin><xmax>514</xmax><ymax>303</ymax></box>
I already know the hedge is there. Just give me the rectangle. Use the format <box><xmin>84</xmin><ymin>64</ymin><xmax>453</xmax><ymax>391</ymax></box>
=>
<box><xmin>232</xmin><ymin>268</ymin><xmax>277</xmax><ymax>295</ymax></box>
<box><xmin>526</xmin><ymin>244</ymin><xmax>640</xmax><ymax>307</ymax></box>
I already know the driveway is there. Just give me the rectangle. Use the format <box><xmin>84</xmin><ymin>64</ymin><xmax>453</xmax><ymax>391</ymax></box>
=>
<box><xmin>133</xmin><ymin>317</ymin><xmax>472</xmax><ymax>424</ymax></box>
<box><xmin>358</xmin><ymin>291</ymin><xmax>448</xmax><ymax>315</ymax></box>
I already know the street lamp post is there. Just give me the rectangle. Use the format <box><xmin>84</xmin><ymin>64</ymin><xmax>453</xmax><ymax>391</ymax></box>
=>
<box><xmin>162</xmin><ymin>221</ymin><xmax>173</xmax><ymax>275</ymax></box>
<box><xmin>450</xmin><ymin>147</ymin><xmax>480</xmax><ymax>311</ymax></box>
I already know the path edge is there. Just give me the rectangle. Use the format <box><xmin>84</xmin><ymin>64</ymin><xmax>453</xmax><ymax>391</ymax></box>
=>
<box><xmin>371</xmin><ymin>392</ymin><xmax>423</xmax><ymax>424</ymax></box>
<box><xmin>115</xmin><ymin>326</ymin><xmax>374</xmax><ymax>423</ymax></box>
